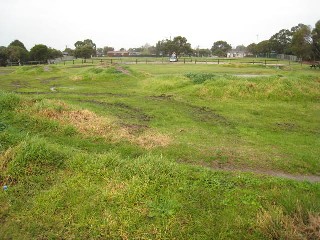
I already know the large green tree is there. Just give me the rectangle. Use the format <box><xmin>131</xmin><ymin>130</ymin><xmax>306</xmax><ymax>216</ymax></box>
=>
<box><xmin>155</xmin><ymin>36</ymin><xmax>193</xmax><ymax>57</ymax></box>
<box><xmin>8</xmin><ymin>40</ymin><xmax>27</xmax><ymax>51</ymax></box>
<box><xmin>48</xmin><ymin>48</ymin><xmax>63</xmax><ymax>59</ymax></box>
<box><xmin>0</xmin><ymin>46</ymin><xmax>8</xmax><ymax>66</ymax></box>
<box><xmin>312</xmin><ymin>20</ymin><xmax>320</xmax><ymax>60</ymax></box>
<box><xmin>74</xmin><ymin>39</ymin><xmax>96</xmax><ymax>58</ymax></box>
<box><xmin>7</xmin><ymin>40</ymin><xmax>29</xmax><ymax>63</ymax></box>
<box><xmin>247</xmin><ymin>43</ymin><xmax>257</xmax><ymax>55</ymax></box>
<box><xmin>171</xmin><ymin>36</ymin><xmax>193</xmax><ymax>56</ymax></box>
<box><xmin>255</xmin><ymin>40</ymin><xmax>272</xmax><ymax>54</ymax></box>
<box><xmin>291</xmin><ymin>24</ymin><xmax>312</xmax><ymax>60</ymax></box>
<box><xmin>269</xmin><ymin>29</ymin><xmax>292</xmax><ymax>54</ymax></box>
<box><xmin>29</xmin><ymin>44</ymin><xmax>49</xmax><ymax>62</ymax></box>
<box><xmin>211</xmin><ymin>41</ymin><xmax>232</xmax><ymax>57</ymax></box>
<box><xmin>74</xmin><ymin>45</ymin><xmax>94</xmax><ymax>59</ymax></box>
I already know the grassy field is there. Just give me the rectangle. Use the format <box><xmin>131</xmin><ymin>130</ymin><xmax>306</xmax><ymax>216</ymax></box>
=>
<box><xmin>0</xmin><ymin>61</ymin><xmax>319</xmax><ymax>239</ymax></box>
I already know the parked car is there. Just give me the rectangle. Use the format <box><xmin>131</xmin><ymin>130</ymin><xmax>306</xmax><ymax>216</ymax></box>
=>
<box><xmin>169</xmin><ymin>56</ymin><xmax>178</xmax><ymax>62</ymax></box>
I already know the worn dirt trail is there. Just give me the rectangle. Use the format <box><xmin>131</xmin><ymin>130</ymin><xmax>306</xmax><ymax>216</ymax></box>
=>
<box><xmin>213</xmin><ymin>166</ymin><xmax>320</xmax><ymax>183</ymax></box>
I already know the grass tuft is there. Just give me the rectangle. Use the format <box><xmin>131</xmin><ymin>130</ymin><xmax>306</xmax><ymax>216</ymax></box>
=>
<box><xmin>6</xmin><ymin>136</ymin><xmax>68</xmax><ymax>178</ymax></box>
<box><xmin>0</xmin><ymin>91</ymin><xmax>21</xmax><ymax>112</ymax></box>
<box><xmin>257</xmin><ymin>206</ymin><xmax>320</xmax><ymax>240</ymax></box>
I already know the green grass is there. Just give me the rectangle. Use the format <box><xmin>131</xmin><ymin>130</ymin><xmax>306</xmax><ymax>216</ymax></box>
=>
<box><xmin>0</xmin><ymin>62</ymin><xmax>320</xmax><ymax>239</ymax></box>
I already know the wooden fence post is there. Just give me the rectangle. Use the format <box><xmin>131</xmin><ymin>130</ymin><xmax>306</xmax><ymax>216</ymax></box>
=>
<box><xmin>218</xmin><ymin>59</ymin><xmax>220</xmax><ymax>64</ymax></box>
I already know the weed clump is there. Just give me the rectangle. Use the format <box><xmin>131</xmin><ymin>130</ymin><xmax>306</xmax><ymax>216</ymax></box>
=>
<box><xmin>0</xmin><ymin>91</ymin><xmax>21</xmax><ymax>112</ymax></box>
<box><xmin>185</xmin><ymin>72</ymin><xmax>215</xmax><ymax>84</ymax></box>
<box><xmin>257</xmin><ymin>206</ymin><xmax>320</xmax><ymax>239</ymax></box>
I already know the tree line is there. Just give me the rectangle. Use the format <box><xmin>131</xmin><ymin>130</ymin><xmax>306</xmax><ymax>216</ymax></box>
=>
<box><xmin>0</xmin><ymin>40</ymin><xmax>64</xmax><ymax>66</ymax></box>
<box><xmin>248</xmin><ymin>21</ymin><xmax>320</xmax><ymax>60</ymax></box>
<box><xmin>0</xmin><ymin>20</ymin><xmax>319</xmax><ymax>66</ymax></box>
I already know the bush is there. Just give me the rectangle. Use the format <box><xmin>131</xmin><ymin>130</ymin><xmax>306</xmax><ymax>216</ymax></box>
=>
<box><xmin>185</xmin><ymin>72</ymin><xmax>215</xmax><ymax>84</ymax></box>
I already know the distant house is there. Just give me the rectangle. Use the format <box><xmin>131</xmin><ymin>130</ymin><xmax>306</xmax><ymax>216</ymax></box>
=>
<box><xmin>128</xmin><ymin>52</ymin><xmax>142</xmax><ymax>56</ymax></box>
<box><xmin>227</xmin><ymin>50</ymin><xmax>247</xmax><ymax>58</ymax></box>
<box><xmin>107</xmin><ymin>51</ymin><xmax>129</xmax><ymax>57</ymax></box>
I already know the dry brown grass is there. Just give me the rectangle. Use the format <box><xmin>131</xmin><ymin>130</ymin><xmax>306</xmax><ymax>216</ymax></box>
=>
<box><xmin>32</xmin><ymin>100</ymin><xmax>171</xmax><ymax>149</ymax></box>
<box><xmin>104</xmin><ymin>180</ymin><xmax>127</xmax><ymax>196</ymax></box>
<box><xmin>257</xmin><ymin>206</ymin><xmax>320</xmax><ymax>240</ymax></box>
<box><xmin>0</xmin><ymin>147</ymin><xmax>15</xmax><ymax>172</ymax></box>
<box><xmin>69</xmin><ymin>75</ymin><xmax>83</xmax><ymax>81</ymax></box>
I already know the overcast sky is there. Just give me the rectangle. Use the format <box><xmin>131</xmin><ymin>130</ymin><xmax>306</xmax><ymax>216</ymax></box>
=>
<box><xmin>0</xmin><ymin>0</ymin><xmax>319</xmax><ymax>51</ymax></box>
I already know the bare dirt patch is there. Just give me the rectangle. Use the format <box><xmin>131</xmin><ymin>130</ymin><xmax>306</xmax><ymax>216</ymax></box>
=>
<box><xmin>211</xmin><ymin>165</ymin><xmax>320</xmax><ymax>183</ymax></box>
<box><xmin>189</xmin><ymin>105</ymin><xmax>229</xmax><ymax>125</ymax></box>
<box><xmin>78</xmin><ymin>99</ymin><xmax>152</xmax><ymax>123</ymax></box>
<box><xmin>40</xmin><ymin>77</ymin><xmax>60</xmax><ymax>84</ymax></box>
<box><xmin>274</xmin><ymin>122</ymin><xmax>298</xmax><ymax>131</ymax></box>
<box><xmin>114</xmin><ymin>65</ymin><xmax>131</xmax><ymax>75</ymax></box>
<box><xmin>11</xmin><ymin>80</ymin><xmax>29</xmax><ymax>89</ymax></box>
<box><xmin>148</xmin><ymin>94</ymin><xmax>174</xmax><ymax>101</ymax></box>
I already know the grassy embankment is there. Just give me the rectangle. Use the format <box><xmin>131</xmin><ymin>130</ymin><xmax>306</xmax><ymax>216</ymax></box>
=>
<box><xmin>0</xmin><ymin>62</ymin><xmax>319</xmax><ymax>239</ymax></box>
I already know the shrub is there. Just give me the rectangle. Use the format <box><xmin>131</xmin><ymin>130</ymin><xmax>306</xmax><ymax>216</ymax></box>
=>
<box><xmin>185</xmin><ymin>72</ymin><xmax>215</xmax><ymax>84</ymax></box>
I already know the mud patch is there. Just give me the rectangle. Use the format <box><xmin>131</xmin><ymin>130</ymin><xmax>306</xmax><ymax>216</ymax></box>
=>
<box><xmin>15</xmin><ymin>91</ymin><xmax>53</xmax><ymax>95</ymax></box>
<box><xmin>11</xmin><ymin>80</ymin><xmax>29</xmax><ymax>90</ymax></box>
<box><xmin>274</xmin><ymin>122</ymin><xmax>298</xmax><ymax>131</ymax></box>
<box><xmin>188</xmin><ymin>105</ymin><xmax>229</xmax><ymax>125</ymax></box>
<box><xmin>148</xmin><ymin>94</ymin><xmax>173</xmax><ymax>101</ymax></box>
<box><xmin>120</xmin><ymin>123</ymin><xmax>149</xmax><ymax>134</ymax></box>
<box><xmin>40</xmin><ymin>77</ymin><xmax>60</xmax><ymax>84</ymax></box>
<box><xmin>78</xmin><ymin>100</ymin><xmax>152</xmax><ymax>123</ymax></box>
<box><xmin>75</xmin><ymin>92</ymin><xmax>129</xmax><ymax>97</ymax></box>
<box><xmin>114</xmin><ymin>65</ymin><xmax>131</xmax><ymax>75</ymax></box>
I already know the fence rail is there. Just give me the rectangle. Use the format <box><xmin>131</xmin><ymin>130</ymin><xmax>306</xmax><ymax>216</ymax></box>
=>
<box><xmin>51</xmin><ymin>57</ymin><xmax>302</xmax><ymax>67</ymax></box>
<box><xmin>5</xmin><ymin>57</ymin><xmax>304</xmax><ymax>67</ymax></box>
